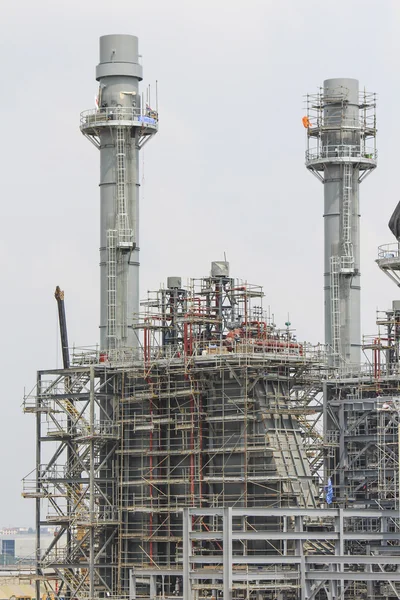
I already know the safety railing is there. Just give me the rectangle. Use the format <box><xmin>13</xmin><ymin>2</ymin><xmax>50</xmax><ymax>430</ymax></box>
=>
<box><xmin>71</xmin><ymin>347</ymin><xmax>99</xmax><ymax>365</ymax></box>
<box><xmin>40</xmin><ymin>547</ymin><xmax>69</xmax><ymax>566</ymax></box>
<box><xmin>334</xmin><ymin>361</ymin><xmax>386</xmax><ymax>380</ymax></box>
<box><xmin>34</xmin><ymin>341</ymin><xmax>328</xmax><ymax>369</ymax></box>
<box><xmin>377</xmin><ymin>243</ymin><xmax>400</xmax><ymax>260</ymax></box>
<box><xmin>70</xmin><ymin>345</ymin><xmax>142</xmax><ymax>365</ymax></box>
<box><xmin>45</xmin><ymin>506</ymin><xmax>119</xmax><ymax>525</ymax></box>
<box><xmin>80</xmin><ymin>106</ymin><xmax>159</xmax><ymax>129</ymax></box>
<box><xmin>46</xmin><ymin>418</ymin><xmax>119</xmax><ymax>439</ymax></box>
<box><xmin>306</xmin><ymin>144</ymin><xmax>377</xmax><ymax>162</ymax></box>
<box><xmin>325</xmin><ymin>430</ymin><xmax>339</xmax><ymax>446</ymax></box>
<box><xmin>22</xmin><ymin>477</ymin><xmax>38</xmax><ymax>496</ymax></box>
<box><xmin>308</xmin><ymin>116</ymin><xmax>376</xmax><ymax>129</ymax></box>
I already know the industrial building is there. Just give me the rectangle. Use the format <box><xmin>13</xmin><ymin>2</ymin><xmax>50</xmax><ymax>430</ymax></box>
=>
<box><xmin>22</xmin><ymin>34</ymin><xmax>400</xmax><ymax>600</ymax></box>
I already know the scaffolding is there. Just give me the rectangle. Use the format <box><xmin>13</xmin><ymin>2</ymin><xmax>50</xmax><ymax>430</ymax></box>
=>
<box><xmin>305</xmin><ymin>81</ymin><xmax>378</xmax><ymax>366</ymax></box>
<box><xmin>305</xmin><ymin>87</ymin><xmax>377</xmax><ymax>182</ymax></box>
<box><xmin>25</xmin><ymin>37</ymin><xmax>400</xmax><ymax>599</ymax></box>
<box><xmin>323</xmin><ymin>299</ymin><xmax>400</xmax><ymax>511</ymax></box>
<box><xmin>23</xmin><ymin>268</ymin><xmax>327</xmax><ymax>599</ymax></box>
<box><xmin>23</xmin><ymin>366</ymin><xmax>120</xmax><ymax>598</ymax></box>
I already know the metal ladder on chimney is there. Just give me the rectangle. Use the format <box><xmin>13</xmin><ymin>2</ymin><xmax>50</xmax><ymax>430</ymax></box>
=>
<box><xmin>341</xmin><ymin>162</ymin><xmax>354</xmax><ymax>273</ymax></box>
<box><xmin>116</xmin><ymin>126</ymin><xmax>133</xmax><ymax>249</ymax></box>
<box><xmin>330</xmin><ymin>255</ymin><xmax>341</xmax><ymax>364</ymax></box>
<box><xmin>105</xmin><ymin>126</ymin><xmax>134</xmax><ymax>348</ymax></box>
<box><xmin>106</xmin><ymin>229</ymin><xmax>117</xmax><ymax>348</ymax></box>
<box><xmin>330</xmin><ymin>162</ymin><xmax>353</xmax><ymax>365</ymax></box>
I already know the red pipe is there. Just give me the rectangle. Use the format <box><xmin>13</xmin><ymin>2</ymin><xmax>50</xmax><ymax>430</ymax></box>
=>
<box><xmin>183</xmin><ymin>319</ymin><xmax>193</xmax><ymax>356</ymax></box>
<box><xmin>143</xmin><ymin>320</ymin><xmax>150</xmax><ymax>365</ymax></box>
<box><xmin>190</xmin><ymin>297</ymin><xmax>204</xmax><ymax>313</ymax></box>
<box><xmin>373</xmin><ymin>337</ymin><xmax>381</xmax><ymax>379</ymax></box>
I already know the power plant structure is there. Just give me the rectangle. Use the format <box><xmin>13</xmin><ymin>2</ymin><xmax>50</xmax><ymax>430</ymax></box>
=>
<box><xmin>305</xmin><ymin>79</ymin><xmax>377</xmax><ymax>366</ymax></box>
<box><xmin>22</xmin><ymin>36</ymin><xmax>400</xmax><ymax>600</ymax></box>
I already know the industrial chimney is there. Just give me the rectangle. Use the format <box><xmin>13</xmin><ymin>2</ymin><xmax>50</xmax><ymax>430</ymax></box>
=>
<box><xmin>305</xmin><ymin>79</ymin><xmax>377</xmax><ymax>365</ymax></box>
<box><xmin>80</xmin><ymin>34</ymin><xmax>158</xmax><ymax>351</ymax></box>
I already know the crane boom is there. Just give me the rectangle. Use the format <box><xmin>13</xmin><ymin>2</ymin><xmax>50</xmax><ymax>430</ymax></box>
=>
<box><xmin>55</xmin><ymin>286</ymin><xmax>70</xmax><ymax>369</ymax></box>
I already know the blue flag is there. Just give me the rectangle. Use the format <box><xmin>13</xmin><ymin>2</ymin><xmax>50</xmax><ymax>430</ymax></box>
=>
<box><xmin>325</xmin><ymin>477</ymin><xmax>333</xmax><ymax>504</ymax></box>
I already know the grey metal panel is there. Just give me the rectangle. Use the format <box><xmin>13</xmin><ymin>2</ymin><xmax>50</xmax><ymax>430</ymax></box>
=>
<box><xmin>307</xmin><ymin>556</ymin><xmax>400</xmax><ymax>564</ymax></box>
<box><xmin>389</xmin><ymin>200</ymin><xmax>400</xmax><ymax>239</ymax></box>
<box><xmin>100</xmin><ymin>34</ymin><xmax>139</xmax><ymax>62</ymax></box>
<box><xmin>189</xmin><ymin>556</ymin><xmax>302</xmax><ymax>564</ymax></box>
<box><xmin>188</xmin><ymin>506</ymin><xmax>396</xmax><ymax>517</ymax></box>
<box><xmin>188</xmin><ymin>531</ymin><xmax>338</xmax><ymax>540</ymax></box>
<box><xmin>97</xmin><ymin>34</ymin><xmax>143</xmax><ymax>81</ymax></box>
<box><xmin>167</xmin><ymin>277</ymin><xmax>182</xmax><ymax>289</ymax></box>
<box><xmin>306</xmin><ymin>572</ymin><xmax>400</xmax><ymax>582</ymax></box>
<box><xmin>223</xmin><ymin>508</ymin><xmax>232</xmax><ymax>600</ymax></box>
<box><xmin>96</xmin><ymin>63</ymin><xmax>143</xmax><ymax>80</ymax></box>
<box><xmin>211</xmin><ymin>261</ymin><xmax>230</xmax><ymax>278</ymax></box>
<box><xmin>137</xmin><ymin>569</ymin><xmax>183</xmax><ymax>576</ymax></box>
<box><xmin>189</xmin><ymin>571</ymin><xmax>301</xmax><ymax>581</ymax></box>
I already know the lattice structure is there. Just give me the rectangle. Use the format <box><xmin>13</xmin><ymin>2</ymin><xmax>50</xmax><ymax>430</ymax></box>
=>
<box><xmin>324</xmin><ymin>302</ymin><xmax>400</xmax><ymax>509</ymax></box>
<box><xmin>23</xmin><ymin>366</ymin><xmax>120</xmax><ymax>598</ymax></box>
<box><xmin>23</xmin><ymin>268</ymin><xmax>326</xmax><ymax>599</ymax></box>
<box><xmin>180</xmin><ymin>507</ymin><xmax>400</xmax><ymax>600</ymax></box>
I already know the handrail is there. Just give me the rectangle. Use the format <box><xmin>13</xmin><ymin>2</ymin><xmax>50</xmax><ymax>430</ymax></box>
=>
<box><xmin>306</xmin><ymin>144</ymin><xmax>377</xmax><ymax>162</ymax></box>
<box><xmin>308</xmin><ymin>116</ymin><xmax>376</xmax><ymax>130</ymax></box>
<box><xmin>377</xmin><ymin>243</ymin><xmax>400</xmax><ymax>260</ymax></box>
<box><xmin>80</xmin><ymin>106</ymin><xmax>158</xmax><ymax>127</ymax></box>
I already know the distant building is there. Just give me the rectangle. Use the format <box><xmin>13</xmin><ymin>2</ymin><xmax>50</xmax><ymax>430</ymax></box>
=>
<box><xmin>1</xmin><ymin>540</ymin><xmax>15</xmax><ymax>558</ymax></box>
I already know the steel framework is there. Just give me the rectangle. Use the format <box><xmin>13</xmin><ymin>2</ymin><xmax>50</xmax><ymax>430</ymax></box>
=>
<box><xmin>181</xmin><ymin>507</ymin><xmax>400</xmax><ymax>600</ymax></box>
<box><xmin>323</xmin><ymin>294</ymin><xmax>400</xmax><ymax>510</ymax></box>
<box><xmin>23</xmin><ymin>268</ymin><xmax>326</xmax><ymax>599</ymax></box>
<box><xmin>24</xmin><ymin>36</ymin><xmax>400</xmax><ymax>600</ymax></box>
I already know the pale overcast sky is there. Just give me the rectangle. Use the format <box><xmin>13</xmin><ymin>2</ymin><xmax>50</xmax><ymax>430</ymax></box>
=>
<box><xmin>0</xmin><ymin>0</ymin><xmax>398</xmax><ymax>525</ymax></box>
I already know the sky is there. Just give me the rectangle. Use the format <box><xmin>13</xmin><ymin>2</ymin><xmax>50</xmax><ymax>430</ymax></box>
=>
<box><xmin>0</xmin><ymin>0</ymin><xmax>398</xmax><ymax>525</ymax></box>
